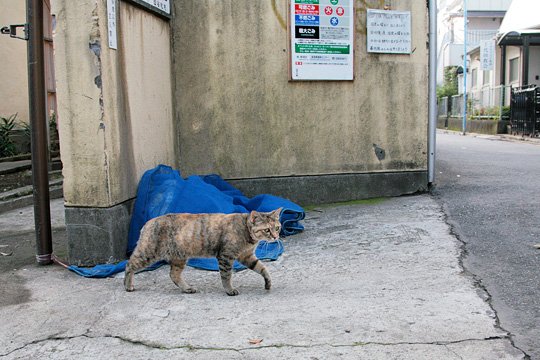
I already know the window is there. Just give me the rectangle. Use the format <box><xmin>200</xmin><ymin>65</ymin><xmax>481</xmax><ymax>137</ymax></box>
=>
<box><xmin>509</xmin><ymin>57</ymin><xmax>519</xmax><ymax>83</ymax></box>
<box><xmin>483</xmin><ymin>70</ymin><xmax>491</xmax><ymax>86</ymax></box>
<box><xmin>471</xmin><ymin>68</ymin><xmax>477</xmax><ymax>88</ymax></box>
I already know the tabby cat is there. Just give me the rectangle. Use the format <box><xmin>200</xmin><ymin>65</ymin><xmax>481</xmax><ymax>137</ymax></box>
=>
<box><xmin>124</xmin><ymin>208</ymin><xmax>282</xmax><ymax>296</ymax></box>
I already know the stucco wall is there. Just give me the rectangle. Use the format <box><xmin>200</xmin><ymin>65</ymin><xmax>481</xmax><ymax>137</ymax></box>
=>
<box><xmin>0</xmin><ymin>1</ymin><xmax>29</xmax><ymax>124</ymax></box>
<box><xmin>52</xmin><ymin>0</ymin><xmax>175</xmax><ymax>207</ymax></box>
<box><xmin>172</xmin><ymin>0</ymin><xmax>428</xmax><ymax>180</ymax></box>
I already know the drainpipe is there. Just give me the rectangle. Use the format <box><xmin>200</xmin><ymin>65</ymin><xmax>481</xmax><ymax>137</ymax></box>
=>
<box><xmin>27</xmin><ymin>0</ymin><xmax>53</xmax><ymax>265</ymax></box>
<box><xmin>462</xmin><ymin>0</ymin><xmax>468</xmax><ymax>134</ymax></box>
<box><xmin>500</xmin><ymin>45</ymin><xmax>506</xmax><ymax>122</ymax></box>
<box><xmin>428</xmin><ymin>0</ymin><xmax>437</xmax><ymax>185</ymax></box>
<box><xmin>522</xmin><ymin>35</ymin><xmax>529</xmax><ymax>87</ymax></box>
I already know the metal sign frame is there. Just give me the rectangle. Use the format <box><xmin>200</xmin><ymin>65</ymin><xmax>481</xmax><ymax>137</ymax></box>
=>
<box><xmin>288</xmin><ymin>0</ymin><xmax>355</xmax><ymax>81</ymax></box>
<box><xmin>124</xmin><ymin>0</ymin><xmax>171</xmax><ymax>20</ymax></box>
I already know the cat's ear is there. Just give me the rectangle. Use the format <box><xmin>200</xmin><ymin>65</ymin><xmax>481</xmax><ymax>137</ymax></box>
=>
<box><xmin>271</xmin><ymin>208</ymin><xmax>283</xmax><ymax>219</ymax></box>
<box><xmin>248</xmin><ymin>210</ymin><xmax>258</xmax><ymax>223</ymax></box>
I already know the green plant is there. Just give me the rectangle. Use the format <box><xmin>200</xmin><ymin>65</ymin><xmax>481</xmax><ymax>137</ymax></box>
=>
<box><xmin>437</xmin><ymin>66</ymin><xmax>459</xmax><ymax>99</ymax></box>
<box><xmin>501</xmin><ymin>106</ymin><xmax>511</xmax><ymax>118</ymax></box>
<box><xmin>470</xmin><ymin>106</ymin><xmax>511</xmax><ymax>119</ymax></box>
<box><xmin>49</xmin><ymin>111</ymin><xmax>60</xmax><ymax>153</ymax></box>
<box><xmin>0</xmin><ymin>113</ymin><xmax>18</xmax><ymax>157</ymax></box>
<box><xmin>21</xmin><ymin>121</ymin><xmax>31</xmax><ymax>141</ymax></box>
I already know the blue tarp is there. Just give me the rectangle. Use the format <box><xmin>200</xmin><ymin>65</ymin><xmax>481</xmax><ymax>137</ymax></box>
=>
<box><xmin>68</xmin><ymin>165</ymin><xmax>305</xmax><ymax>278</ymax></box>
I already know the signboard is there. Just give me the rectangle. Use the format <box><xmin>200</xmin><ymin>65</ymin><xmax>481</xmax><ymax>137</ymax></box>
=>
<box><xmin>139</xmin><ymin>0</ymin><xmax>170</xmax><ymax>14</ymax></box>
<box><xmin>366</xmin><ymin>9</ymin><xmax>411</xmax><ymax>54</ymax></box>
<box><xmin>480</xmin><ymin>39</ymin><xmax>495</xmax><ymax>70</ymax></box>
<box><xmin>107</xmin><ymin>0</ymin><xmax>117</xmax><ymax>50</ymax></box>
<box><xmin>125</xmin><ymin>0</ymin><xmax>171</xmax><ymax>19</ymax></box>
<box><xmin>290</xmin><ymin>0</ymin><xmax>355</xmax><ymax>81</ymax></box>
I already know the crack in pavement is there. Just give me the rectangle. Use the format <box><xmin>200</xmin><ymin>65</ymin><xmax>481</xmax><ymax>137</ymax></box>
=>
<box><xmin>430</xmin><ymin>193</ymin><xmax>531</xmax><ymax>360</ymax></box>
<box><xmin>0</xmin><ymin>333</ymin><xmax>520</xmax><ymax>357</ymax></box>
<box><xmin>0</xmin><ymin>330</ymin><xmax>91</xmax><ymax>357</ymax></box>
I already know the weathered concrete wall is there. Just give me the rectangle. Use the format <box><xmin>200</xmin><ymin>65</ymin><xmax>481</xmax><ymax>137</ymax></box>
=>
<box><xmin>52</xmin><ymin>0</ymin><xmax>175</xmax><ymax>208</ymax></box>
<box><xmin>52</xmin><ymin>0</ymin><xmax>175</xmax><ymax>264</ymax></box>
<box><xmin>172</xmin><ymin>0</ymin><xmax>428</xmax><ymax>182</ymax></box>
<box><xmin>0</xmin><ymin>1</ymin><xmax>29</xmax><ymax>124</ymax></box>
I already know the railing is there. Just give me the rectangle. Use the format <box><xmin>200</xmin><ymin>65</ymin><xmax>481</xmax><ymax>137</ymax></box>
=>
<box><xmin>466</xmin><ymin>30</ymin><xmax>498</xmax><ymax>47</ymax></box>
<box><xmin>510</xmin><ymin>85</ymin><xmax>540</xmax><ymax>137</ymax></box>
<box><xmin>438</xmin><ymin>85</ymin><xmax>512</xmax><ymax>120</ymax></box>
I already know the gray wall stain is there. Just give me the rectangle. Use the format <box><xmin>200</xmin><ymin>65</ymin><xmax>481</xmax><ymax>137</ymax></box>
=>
<box><xmin>373</xmin><ymin>144</ymin><xmax>386</xmax><ymax>161</ymax></box>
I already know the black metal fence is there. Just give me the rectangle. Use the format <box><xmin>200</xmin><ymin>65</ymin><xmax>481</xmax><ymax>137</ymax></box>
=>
<box><xmin>510</xmin><ymin>85</ymin><xmax>540</xmax><ymax>137</ymax></box>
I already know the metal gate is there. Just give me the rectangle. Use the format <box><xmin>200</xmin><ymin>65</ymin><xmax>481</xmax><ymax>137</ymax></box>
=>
<box><xmin>510</xmin><ymin>85</ymin><xmax>540</xmax><ymax>137</ymax></box>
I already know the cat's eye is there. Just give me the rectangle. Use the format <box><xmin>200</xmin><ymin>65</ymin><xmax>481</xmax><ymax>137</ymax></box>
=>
<box><xmin>275</xmin><ymin>226</ymin><xmax>280</xmax><ymax>231</ymax></box>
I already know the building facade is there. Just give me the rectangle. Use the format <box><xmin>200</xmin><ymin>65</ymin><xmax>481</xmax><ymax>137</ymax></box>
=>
<box><xmin>49</xmin><ymin>0</ymin><xmax>430</xmax><ymax>265</ymax></box>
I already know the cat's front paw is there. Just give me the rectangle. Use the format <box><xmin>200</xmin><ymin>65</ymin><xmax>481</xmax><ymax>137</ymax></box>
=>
<box><xmin>226</xmin><ymin>288</ymin><xmax>239</xmax><ymax>296</ymax></box>
<box><xmin>182</xmin><ymin>287</ymin><xmax>197</xmax><ymax>294</ymax></box>
<box><xmin>264</xmin><ymin>279</ymin><xmax>271</xmax><ymax>290</ymax></box>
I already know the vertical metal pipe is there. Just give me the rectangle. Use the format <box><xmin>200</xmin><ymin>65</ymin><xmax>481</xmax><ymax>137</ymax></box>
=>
<box><xmin>27</xmin><ymin>0</ymin><xmax>53</xmax><ymax>265</ymax></box>
<box><xmin>428</xmin><ymin>0</ymin><xmax>437</xmax><ymax>185</ymax></box>
<box><xmin>522</xmin><ymin>35</ymin><xmax>529</xmax><ymax>86</ymax></box>
<box><xmin>462</xmin><ymin>0</ymin><xmax>468</xmax><ymax>134</ymax></box>
<box><xmin>500</xmin><ymin>44</ymin><xmax>506</xmax><ymax>118</ymax></box>
<box><xmin>500</xmin><ymin>45</ymin><xmax>506</xmax><ymax>86</ymax></box>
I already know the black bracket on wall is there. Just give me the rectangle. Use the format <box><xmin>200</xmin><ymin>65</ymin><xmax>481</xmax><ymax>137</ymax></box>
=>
<box><xmin>0</xmin><ymin>24</ymin><xmax>29</xmax><ymax>40</ymax></box>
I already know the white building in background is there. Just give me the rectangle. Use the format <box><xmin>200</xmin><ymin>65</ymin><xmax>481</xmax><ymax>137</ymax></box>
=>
<box><xmin>438</xmin><ymin>0</ymin><xmax>540</xmax><ymax>115</ymax></box>
<box><xmin>497</xmin><ymin>0</ymin><xmax>540</xmax><ymax>89</ymax></box>
<box><xmin>437</xmin><ymin>0</ymin><xmax>512</xmax><ymax>84</ymax></box>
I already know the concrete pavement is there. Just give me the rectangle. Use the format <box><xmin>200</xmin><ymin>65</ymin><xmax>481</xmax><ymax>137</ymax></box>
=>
<box><xmin>0</xmin><ymin>195</ymin><xmax>526</xmax><ymax>359</ymax></box>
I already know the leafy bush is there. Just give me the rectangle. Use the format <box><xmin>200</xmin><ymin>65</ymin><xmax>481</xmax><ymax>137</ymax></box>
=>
<box><xmin>437</xmin><ymin>66</ymin><xmax>459</xmax><ymax>100</ymax></box>
<box><xmin>0</xmin><ymin>114</ymin><xmax>18</xmax><ymax>157</ymax></box>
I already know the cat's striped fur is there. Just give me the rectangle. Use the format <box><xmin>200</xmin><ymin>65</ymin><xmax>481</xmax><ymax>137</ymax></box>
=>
<box><xmin>124</xmin><ymin>208</ymin><xmax>282</xmax><ymax>296</ymax></box>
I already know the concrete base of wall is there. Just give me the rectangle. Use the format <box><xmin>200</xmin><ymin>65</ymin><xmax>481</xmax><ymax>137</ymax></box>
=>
<box><xmin>229</xmin><ymin>171</ymin><xmax>428</xmax><ymax>206</ymax></box>
<box><xmin>65</xmin><ymin>199</ymin><xmax>134</xmax><ymax>266</ymax></box>
<box><xmin>437</xmin><ymin>116</ymin><xmax>509</xmax><ymax>135</ymax></box>
<box><xmin>64</xmin><ymin>171</ymin><xmax>427</xmax><ymax>265</ymax></box>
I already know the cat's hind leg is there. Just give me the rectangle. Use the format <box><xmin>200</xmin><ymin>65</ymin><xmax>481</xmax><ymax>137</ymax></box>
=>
<box><xmin>124</xmin><ymin>255</ymin><xmax>154</xmax><ymax>292</ymax></box>
<box><xmin>238</xmin><ymin>253</ymin><xmax>271</xmax><ymax>290</ymax></box>
<box><xmin>217</xmin><ymin>256</ymin><xmax>239</xmax><ymax>296</ymax></box>
<box><xmin>124</xmin><ymin>248</ymin><xmax>157</xmax><ymax>292</ymax></box>
<box><xmin>124</xmin><ymin>219</ymin><xmax>163</xmax><ymax>292</ymax></box>
<box><xmin>169</xmin><ymin>258</ymin><xmax>197</xmax><ymax>293</ymax></box>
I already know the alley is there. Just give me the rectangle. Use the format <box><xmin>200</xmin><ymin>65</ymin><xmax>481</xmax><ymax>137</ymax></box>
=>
<box><xmin>434</xmin><ymin>131</ymin><xmax>540</xmax><ymax>359</ymax></box>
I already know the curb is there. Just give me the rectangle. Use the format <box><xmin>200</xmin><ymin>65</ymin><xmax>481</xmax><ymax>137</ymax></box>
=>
<box><xmin>438</xmin><ymin>129</ymin><xmax>540</xmax><ymax>144</ymax></box>
<box><xmin>0</xmin><ymin>161</ymin><xmax>32</xmax><ymax>175</ymax></box>
<box><xmin>0</xmin><ymin>180</ymin><xmax>63</xmax><ymax>214</ymax></box>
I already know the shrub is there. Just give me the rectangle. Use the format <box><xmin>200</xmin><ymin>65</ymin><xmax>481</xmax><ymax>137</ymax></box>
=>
<box><xmin>0</xmin><ymin>114</ymin><xmax>18</xmax><ymax>158</ymax></box>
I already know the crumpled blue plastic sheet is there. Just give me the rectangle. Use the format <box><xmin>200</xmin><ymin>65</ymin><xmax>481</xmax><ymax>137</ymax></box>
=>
<box><xmin>68</xmin><ymin>165</ymin><xmax>305</xmax><ymax>278</ymax></box>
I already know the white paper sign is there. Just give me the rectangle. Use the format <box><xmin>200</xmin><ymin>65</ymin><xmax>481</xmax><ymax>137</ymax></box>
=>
<box><xmin>480</xmin><ymin>40</ymin><xmax>495</xmax><ymax>70</ymax></box>
<box><xmin>367</xmin><ymin>9</ymin><xmax>411</xmax><ymax>54</ymax></box>
<box><xmin>107</xmin><ymin>0</ymin><xmax>117</xmax><ymax>50</ymax></box>
<box><xmin>290</xmin><ymin>0</ymin><xmax>355</xmax><ymax>81</ymax></box>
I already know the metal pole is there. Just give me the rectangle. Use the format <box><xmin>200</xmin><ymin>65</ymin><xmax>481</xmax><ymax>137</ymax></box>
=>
<box><xmin>462</xmin><ymin>0</ymin><xmax>468</xmax><ymax>134</ymax></box>
<box><xmin>428</xmin><ymin>0</ymin><xmax>437</xmax><ymax>185</ymax></box>
<box><xmin>522</xmin><ymin>35</ymin><xmax>529</xmax><ymax>87</ymax></box>
<box><xmin>500</xmin><ymin>44</ymin><xmax>507</xmax><ymax>121</ymax></box>
<box><xmin>27</xmin><ymin>0</ymin><xmax>53</xmax><ymax>265</ymax></box>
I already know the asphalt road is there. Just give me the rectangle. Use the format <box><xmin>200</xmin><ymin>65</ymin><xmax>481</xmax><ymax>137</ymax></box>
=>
<box><xmin>433</xmin><ymin>131</ymin><xmax>540</xmax><ymax>359</ymax></box>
